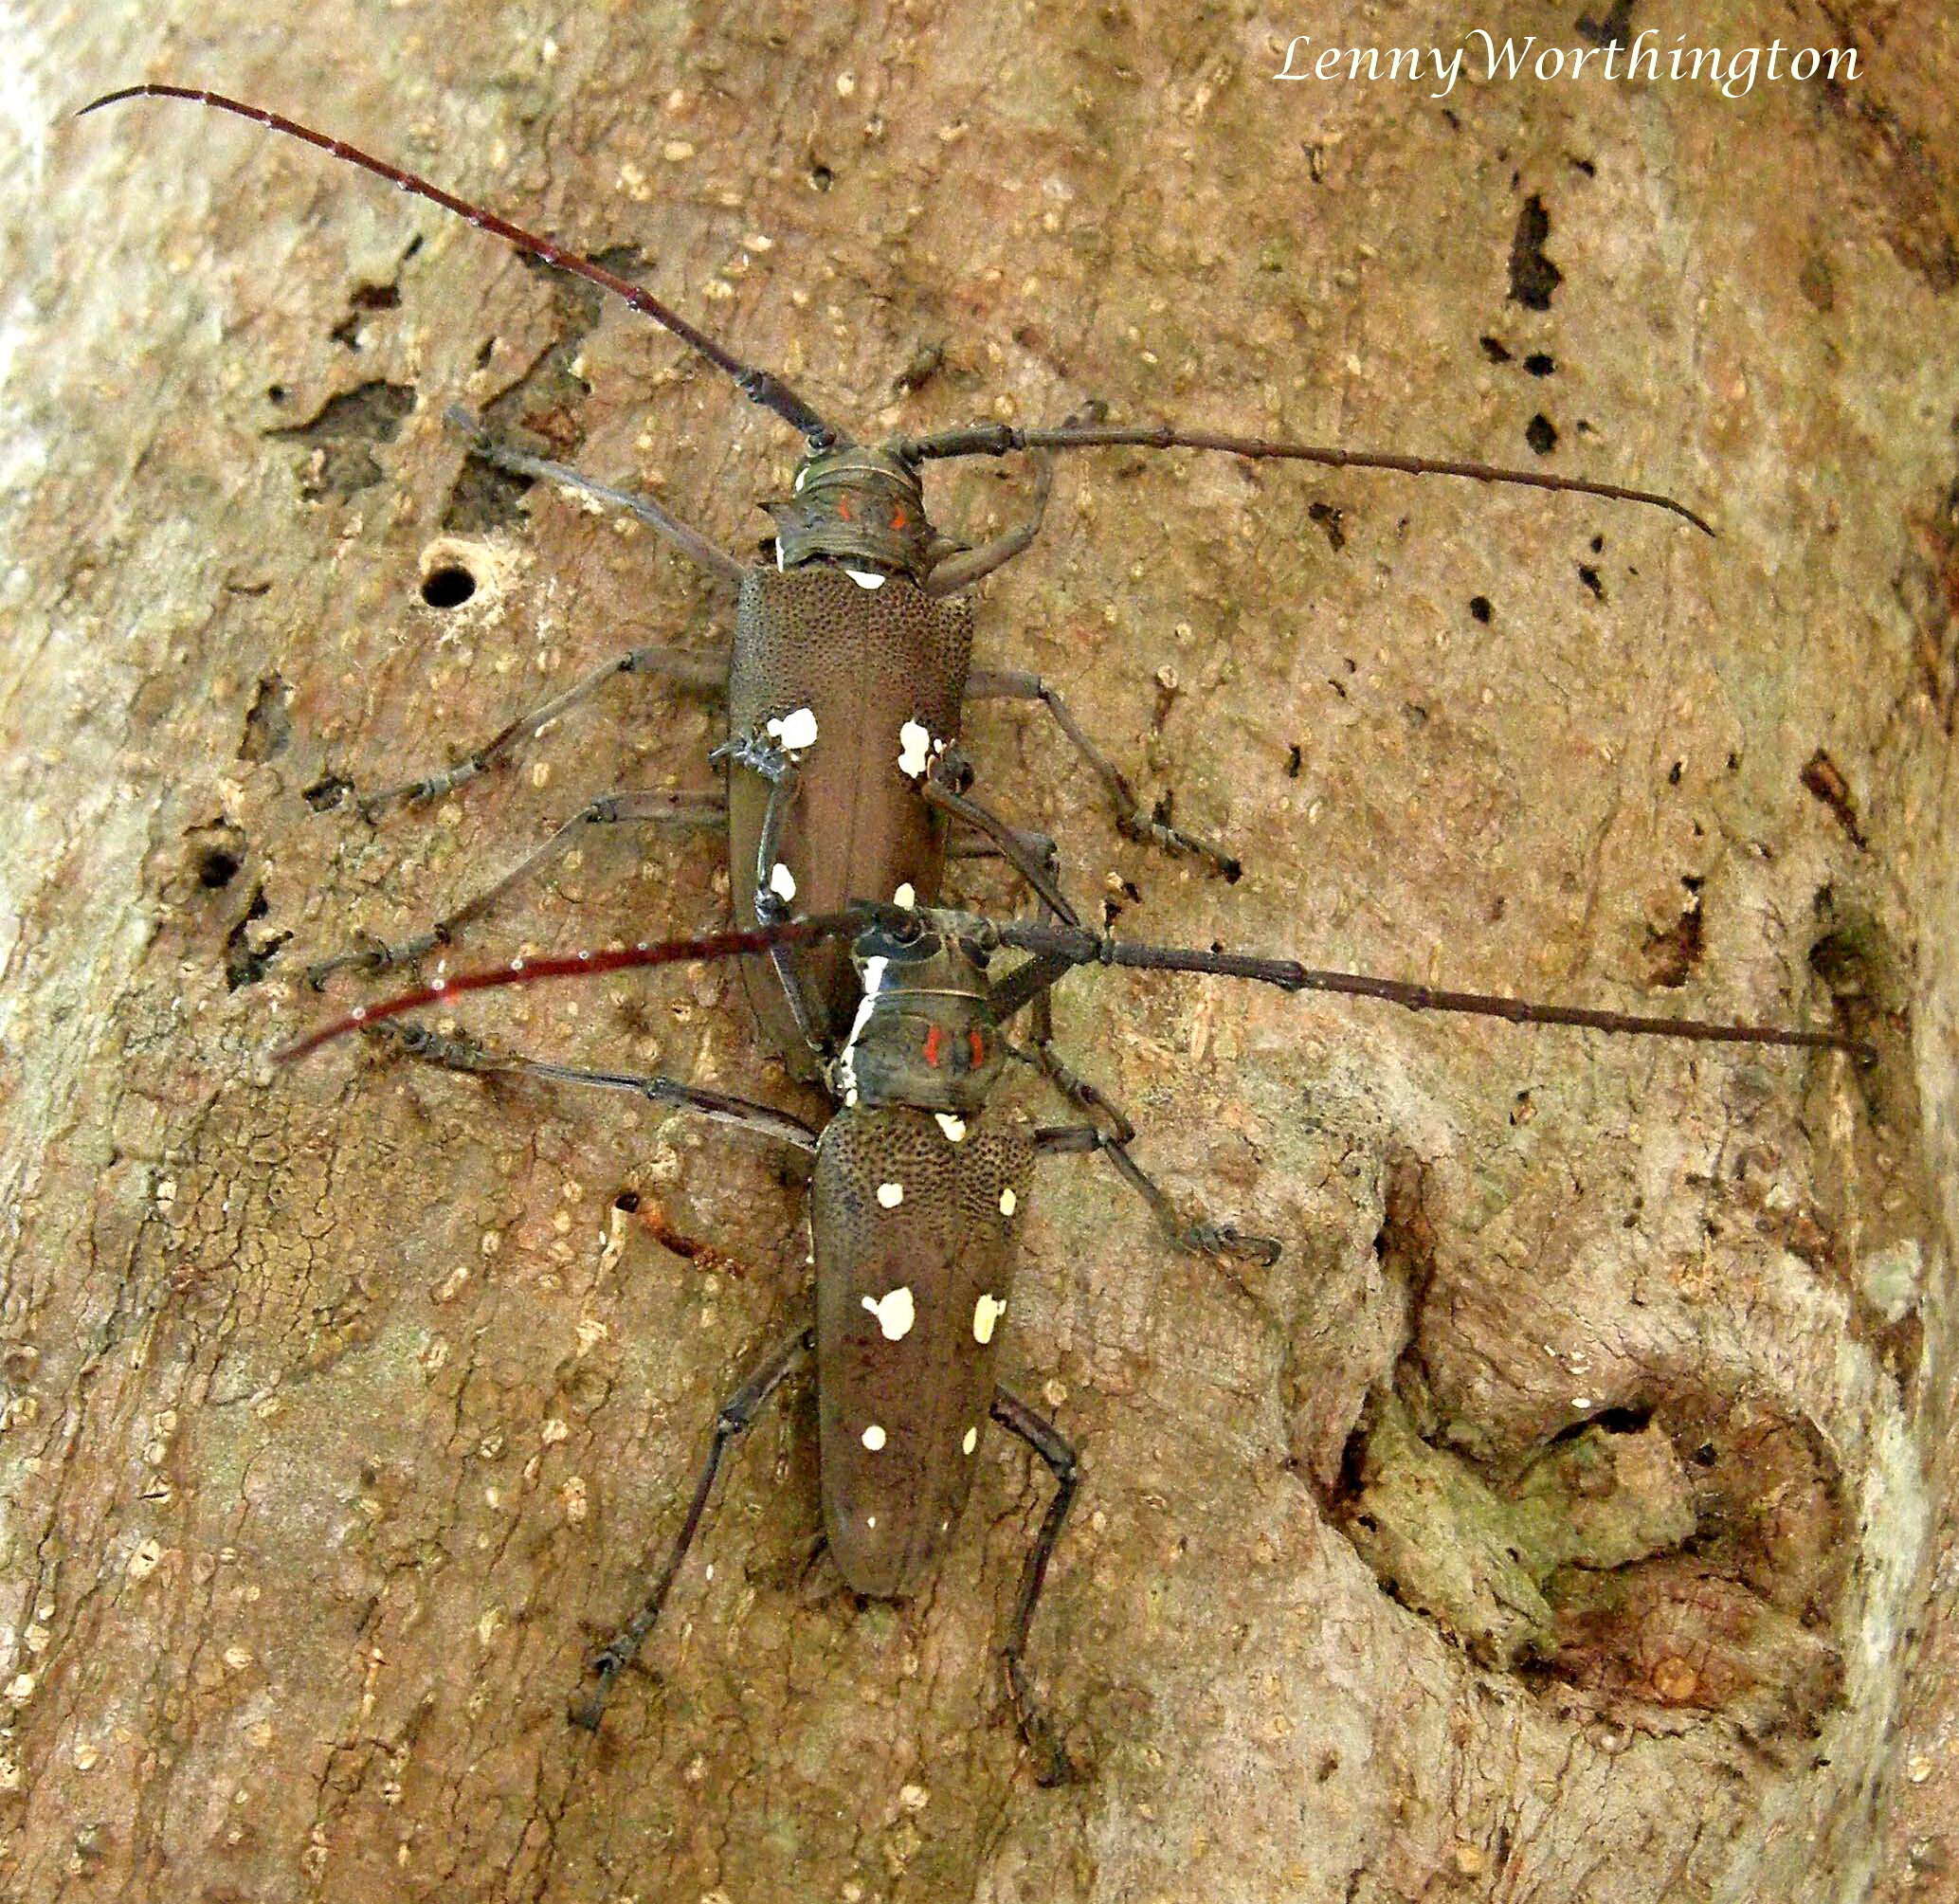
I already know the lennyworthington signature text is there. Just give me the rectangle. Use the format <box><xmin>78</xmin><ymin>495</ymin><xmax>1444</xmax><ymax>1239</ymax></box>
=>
<box><xmin>1273</xmin><ymin>31</ymin><xmax>1859</xmax><ymax>100</ymax></box>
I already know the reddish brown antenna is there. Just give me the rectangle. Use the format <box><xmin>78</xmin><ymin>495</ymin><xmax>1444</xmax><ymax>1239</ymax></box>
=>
<box><xmin>77</xmin><ymin>84</ymin><xmax>841</xmax><ymax>445</ymax></box>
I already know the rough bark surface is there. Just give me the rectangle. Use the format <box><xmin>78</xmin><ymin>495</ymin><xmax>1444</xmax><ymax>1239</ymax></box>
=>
<box><xmin>2</xmin><ymin>4</ymin><xmax>1956</xmax><ymax>1900</ymax></box>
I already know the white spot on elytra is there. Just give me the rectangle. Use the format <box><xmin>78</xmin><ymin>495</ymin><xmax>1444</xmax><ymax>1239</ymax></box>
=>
<box><xmin>876</xmin><ymin>1182</ymin><xmax>904</xmax><ymax>1208</ymax></box>
<box><xmin>866</xmin><ymin>1514</ymin><xmax>878</xmax><ymax>1529</ymax></box>
<box><xmin>999</xmin><ymin>1188</ymin><xmax>1018</xmax><ymax>1217</ymax></box>
<box><xmin>962</xmin><ymin>1426</ymin><xmax>978</xmax><ymax>1455</ymax></box>
<box><xmin>972</xmin><ymin>1294</ymin><xmax>1007</xmax><ymax>1344</ymax></box>
<box><xmin>934</xmin><ymin>1113</ymin><xmax>967</xmax><ymax>1142</ymax></box>
<box><xmin>769</xmin><ymin>861</ymin><xmax>796</xmax><ymax>901</ymax></box>
<box><xmin>861</xmin><ymin>1286</ymin><xmax>916</xmax><ymax>1340</ymax></box>
<box><xmin>893</xmin><ymin>881</ymin><xmax>916</xmax><ymax>908</ymax></box>
<box><xmin>844</xmin><ymin>568</ymin><xmax>886</xmax><ymax>589</ymax></box>
<box><xmin>774</xmin><ymin>706</ymin><xmax>818</xmax><ymax>751</ymax></box>
<box><xmin>898</xmin><ymin>720</ymin><xmax>931</xmax><ymax>778</ymax></box>
<box><xmin>862</xmin><ymin>1423</ymin><xmax>887</xmax><ymax>1451</ymax></box>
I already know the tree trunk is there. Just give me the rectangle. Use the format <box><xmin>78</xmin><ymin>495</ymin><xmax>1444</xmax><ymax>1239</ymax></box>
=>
<box><xmin>4</xmin><ymin>5</ymin><xmax>1955</xmax><ymax>1899</ymax></box>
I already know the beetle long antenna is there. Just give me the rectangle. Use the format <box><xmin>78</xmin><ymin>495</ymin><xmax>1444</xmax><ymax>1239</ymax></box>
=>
<box><xmin>275</xmin><ymin>913</ymin><xmax>868</xmax><ymax>1062</ymax></box>
<box><xmin>77</xmin><ymin>84</ymin><xmax>841</xmax><ymax>446</ymax></box>
<box><xmin>895</xmin><ymin>421</ymin><xmax>1712</xmax><ymax>535</ymax></box>
<box><xmin>991</xmin><ymin>920</ymin><xmax>1869</xmax><ymax>1058</ymax></box>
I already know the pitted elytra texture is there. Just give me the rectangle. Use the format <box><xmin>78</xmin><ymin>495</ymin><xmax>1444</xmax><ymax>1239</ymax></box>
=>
<box><xmin>812</xmin><ymin>1105</ymin><xmax>1031</xmax><ymax>1597</ymax></box>
<box><xmin>728</xmin><ymin>567</ymin><xmax>972</xmax><ymax>1074</ymax></box>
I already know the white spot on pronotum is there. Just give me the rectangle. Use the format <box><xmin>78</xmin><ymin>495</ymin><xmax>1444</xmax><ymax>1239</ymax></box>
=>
<box><xmin>876</xmin><ymin>1182</ymin><xmax>904</xmax><ymax>1209</ymax></box>
<box><xmin>836</xmin><ymin>954</ymin><xmax>890</xmax><ymax>1100</ymax></box>
<box><xmin>999</xmin><ymin>1188</ymin><xmax>1018</xmax><ymax>1217</ymax></box>
<box><xmin>769</xmin><ymin>861</ymin><xmax>796</xmax><ymax>901</ymax></box>
<box><xmin>793</xmin><ymin>464</ymin><xmax>808</xmax><ymax>493</ymax></box>
<box><xmin>893</xmin><ymin>881</ymin><xmax>916</xmax><ymax>908</ymax></box>
<box><xmin>774</xmin><ymin>538</ymin><xmax>786</xmax><ymax>571</ymax></box>
<box><xmin>972</xmin><ymin>1294</ymin><xmax>1007</xmax><ymax>1344</ymax></box>
<box><xmin>861</xmin><ymin>1286</ymin><xmax>916</xmax><ymax>1340</ymax></box>
<box><xmin>862</xmin><ymin>1423</ymin><xmax>887</xmax><ymax>1451</ymax></box>
<box><xmin>898</xmin><ymin>720</ymin><xmax>931</xmax><ymax>778</ymax></box>
<box><xmin>962</xmin><ymin>1426</ymin><xmax>978</xmax><ymax>1455</ymax></box>
<box><xmin>934</xmin><ymin>1113</ymin><xmax>967</xmax><ymax>1142</ymax></box>
<box><xmin>774</xmin><ymin>706</ymin><xmax>819</xmax><ymax>751</ymax></box>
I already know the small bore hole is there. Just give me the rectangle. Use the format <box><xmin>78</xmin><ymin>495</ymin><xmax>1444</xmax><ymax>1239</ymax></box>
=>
<box><xmin>421</xmin><ymin>565</ymin><xmax>477</xmax><ymax>608</ymax></box>
<box><xmin>197</xmin><ymin>848</ymin><xmax>241</xmax><ymax>889</ymax></box>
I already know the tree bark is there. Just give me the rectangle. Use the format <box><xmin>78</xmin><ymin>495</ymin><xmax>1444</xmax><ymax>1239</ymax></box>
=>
<box><xmin>3</xmin><ymin>4</ymin><xmax>1955</xmax><ymax>1899</ymax></box>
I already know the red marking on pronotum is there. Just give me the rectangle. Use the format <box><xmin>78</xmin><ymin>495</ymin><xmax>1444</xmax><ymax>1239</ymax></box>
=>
<box><xmin>923</xmin><ymin>1025</ymin><xmax>944</xmax><ymax>1069</ymax></box>
<box><xmin>275</xmin><ymin>914</ymin><xmax>866</xmax><ymax>1063</ymax></box>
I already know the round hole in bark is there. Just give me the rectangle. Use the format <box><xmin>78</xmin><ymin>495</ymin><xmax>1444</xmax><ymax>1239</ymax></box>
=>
<box><xmin>421</xmin><ymin>565</ymin><xmax>477</xmax><ymax>608</ymax></box>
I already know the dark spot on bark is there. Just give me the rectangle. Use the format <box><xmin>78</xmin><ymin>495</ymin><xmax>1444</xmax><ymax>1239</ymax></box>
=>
<box><xmin>1526</xmin><ymin>414</ymin><xmax>1559</xmax><ymax>456</ymax></box>
<box><xmin>1575</xmin><ymin>0</ymin><xmax>1636</xmax><ymax>49</ymax></box>
<box><xmin>266</xmin><ymin>380</ymin><xmax>416</xmax><ymax>499</ymax></box>
<box><xmin>1479</xmin><ymin>335</ymin><xmax>1513</xmax><ymax>364</ymax></box>
<box><xmin>1800</xmin><ymin>748</ymin><xmax>1869</xmax><ymax>849</ymax></box>
<box><xmin>304</xmin><ymin>774</ymin><xmax>353</xmax><ymax>812</ymax></box>
<box><xmin>1508</xmin><ymin>194</ymin><xmax>1563</xmax><ymax>310</ymax></box>
<box><xmin>1308</xmin><ymin>500</ymin><xmax>1347</xmax><ymax>550</ymax></box>
<box><xmin>1642</xmin><ymin>897</ymin><xmax>1704</xmax><ymax>988</ymax></box>
<box><xmin>1524</xmin><ymin>352</ymin><xmax>1556</xmax><ymax>376</ymax></box>
<box><xmin>196</xmin><ymin>847</ymin><xmax>240</xmax><ymax>889</ymax></box>
<box><xmin>1668</xmin><ymin>759</ymin><xmax>1683</xmax><ymax>785</ymax></box>
<box><xmin>1285</xmin><ymin>743</ymin><xmax>1303</xmax><ymax>778</ymax></box>
<box><xmin>1578</xmin><ymin>563</ymin><xmax>1605</xmax><ymax>600</ymax></box>
<box><xmin>893</xmin><ymin>341</ymin><xmax>945</xmax><ymax>393</ymax></box>
<box><xmin>809</xmin><ymin>162</ymin><xmax>834</xmax><ymax>190</ymax></box>
<box><xmin>1469</xmin><ymin>595</ymin><xmax>1493</xmax><ymax>624</ymax></box>
<box><xmin>240</xmin><ymin>675</ymin><xmax>290</xmax><ymax>762</ymax></box>
<box><xmin>225</xmin><ymin>888</ymin><xmax>291</xmax><ymax>990</ymax></box>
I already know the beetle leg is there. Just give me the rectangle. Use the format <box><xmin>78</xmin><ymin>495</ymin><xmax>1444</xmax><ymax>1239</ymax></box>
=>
<box><xmin>711</xmin><ymin>729</ymin><xmax>834</xmax><ymax>1061</ymax></box>
<box><xmin>571</xmin><ymin>1325</ymin><xmax>816</xmax><ymax>1732</ymax></box>
<box><xmin>354</xmin><ymin>637</ymin><xmax>730</xmax><ymax>820</ymax></box>
<box><xmin>989</xmin><ymin>1387</ymin><xmax>1080</xmax><ymax>1786</ymax></box>
<box><xmin>1017</xmin><ymin>1034</ymin><xmax>1281</xmax><ymax>1266</ymax></box>
<box><xmin>921</xmin><ymin>757</ymin><xmax>1079</xmax><ymax>925</ymax></box>
<box><xmin>306</xmin><ymin>789</ymin><xmax>723</xmax><ymax>988</ymax></box>
<box><xmin>359</xmin><ymin>1021</ymin><xmax>821</xmax><ymax>1151</ymax></box>
<box><xmin>962</xmin><ymin>665</ymin><xmax>1240</xmax><ymax>878</ymax></box>
<box><xmin>919</xmin><ymin>442</ymin><xmax>1057</xmax><ymax>595</ymax></box>
<box><xmin>444</xmin><ymin>405</ymin><xmax>749</xmax><ymax>586</ymax></box>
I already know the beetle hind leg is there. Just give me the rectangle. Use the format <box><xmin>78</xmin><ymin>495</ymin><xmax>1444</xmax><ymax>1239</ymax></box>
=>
<box><xmin>571</xmin><ymin>1325</ymin><xmax>814</xmax><ymax>1732</ymax></box>
<box><xmin>990</xmin><ymin>1387</ymin><xmax>1081</xmax><ymax>1786</ymax></box>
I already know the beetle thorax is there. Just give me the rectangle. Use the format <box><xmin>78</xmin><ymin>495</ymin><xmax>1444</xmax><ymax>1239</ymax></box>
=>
<box><xmin>832</xmin><ymin>914</ymin><xmax>1007</xmax><ymax>1116</ymax></box>
<box><xmin>769</xmin><ymin>444</ymin><xmax>935</xmax><ymax>579</ymax></box>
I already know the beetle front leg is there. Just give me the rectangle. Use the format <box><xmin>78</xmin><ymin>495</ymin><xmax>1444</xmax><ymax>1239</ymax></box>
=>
<box><xmin>989</xmin><ymin>1387</ymin><xmax>1080</xmax><ymax>1786</ymax></box>
<box><xmin>964</xmin><ymin>666</ymin><xmax>1240</xmax><ymax>878</ymax></box>
<box><xmin>306</xmin><ymin>789</ymin><xmax>724</xmax><ymax>988</ymax></box>
<box><xmin>444</xmin><ymin>405</ymin><xmax>749</xmax><ymax>587</ymax></box>
<box><xmin>571</xmin><ymin>1325</ymin><xmax>816</xmax><ymax>1731</ymax></box>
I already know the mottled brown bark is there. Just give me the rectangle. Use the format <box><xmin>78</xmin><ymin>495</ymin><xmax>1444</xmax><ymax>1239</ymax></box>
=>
<box><xmin>3</xmin><ymin>4</ymin><xmax>1956</xmax><ymax>1900</ymax></box>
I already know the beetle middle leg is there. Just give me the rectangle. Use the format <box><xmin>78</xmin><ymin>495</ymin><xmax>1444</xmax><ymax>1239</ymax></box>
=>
<box><xmin>571</xmin><ymin>1324</ymin><xmax>816</xmax><ymax>1732</ymax></box>
<box><xmin>989</xmin><ymin>1386</ymin><xmax>1080</xmax><ymax>1786</ymax></box>
<box><xmin>966</xmin><ymin>665</ymin><xmax>1240</xmax><ymax>878</ymax></box>
<box><xmin>355</xmin><ymin>638</ymin><xmax>730</xmax><ymax>819</ymax></box>
<box><xmin>307</xmin><ymin>788</ymin><xmax>724</xmax><ymax>987</ymax></box>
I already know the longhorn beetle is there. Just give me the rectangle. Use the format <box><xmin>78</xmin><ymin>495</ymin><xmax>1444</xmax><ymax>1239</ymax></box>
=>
<box><xmin>81</xmin><ymin>85</ymin><xmax>1714</xmax><ymax>1115</ymax></box>
<box><xmin>278</xmin><ymin>904</ymin><xmax>1864</xmax><ymax>1782</ymax></box>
